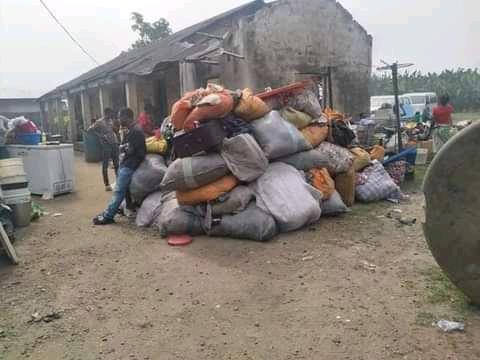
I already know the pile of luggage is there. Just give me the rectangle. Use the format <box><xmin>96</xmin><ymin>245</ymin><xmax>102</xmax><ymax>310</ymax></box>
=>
<box><xmin>131</xmin><ymin>83</ymin><xmax>402</xmax><ymax>242</ymax></box>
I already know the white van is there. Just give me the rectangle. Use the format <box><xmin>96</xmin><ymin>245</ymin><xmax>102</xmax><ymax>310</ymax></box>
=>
<box><xmin>403</xmin><ymin>92</ymin><xmax>437</xmax><ymax>115</ymax></box>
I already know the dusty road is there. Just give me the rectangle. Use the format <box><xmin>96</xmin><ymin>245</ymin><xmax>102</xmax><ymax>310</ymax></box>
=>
<box><xmin>1</xmin><ymin>155</ymin><xmax>479</xmax><ymax>360</ymax></box>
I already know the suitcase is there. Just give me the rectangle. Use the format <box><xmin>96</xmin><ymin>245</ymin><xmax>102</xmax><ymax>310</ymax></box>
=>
<box><xmin>172</xmin><ymin>120</ymin><xmax>226</xmax><ymax>158</ymax></box>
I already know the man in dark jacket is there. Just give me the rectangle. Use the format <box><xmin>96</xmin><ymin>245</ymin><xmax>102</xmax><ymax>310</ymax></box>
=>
<box><xmin>93</xmin><ymin>108</ymin><xmax>146</xmax><ymax>225</ymax></box>
<box><xmin>88</xmin><ymin>108</ymin><xmax>120</xmax><ymax>191</ymax></box>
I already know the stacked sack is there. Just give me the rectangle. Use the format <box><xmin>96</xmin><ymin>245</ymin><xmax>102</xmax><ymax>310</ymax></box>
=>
<box><xmin>131</xmin><ymin>84</ymin><xmax>399</xmax><ymax>242</ymax></box>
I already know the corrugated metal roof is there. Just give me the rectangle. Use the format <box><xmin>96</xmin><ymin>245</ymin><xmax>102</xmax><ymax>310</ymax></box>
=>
<box><xmin>40</xmin><ymin>0</ymin><xmax>264</xmax><ymax>99</ymax></box>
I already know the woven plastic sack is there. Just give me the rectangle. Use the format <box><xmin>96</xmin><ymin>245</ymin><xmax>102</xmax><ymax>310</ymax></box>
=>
<box><xmin>209</xmin><ymin>203</ymin><xmax>277</xmax><ymax>242</ymax></box>
<box><xmin>146</xmin><ymin>136</ymin><xmax>168</xmax><ymax>154</ymax></box>
<box><xmin>251</xmin><ymin>162</ymin><xmax>322</xmax><ymax>233</ymax></box>
<box><xmin>136</xmin><ymin>191</ymin><xmax>164</xmax><ymax>227</ymax></box>
<box><xmin>220</xmin><ymin>134</ymin><xmax>268</xmax><ymax>182</ymax></box>
<box><xmin>130</xmin><ymin>155</ymin><xmax>168</xmax><ymax>203</ymax></box>
<box><xmin>288</xmin><ymin>90</ymin><xmax>323</xmax><ymax>118</ymax></box>
<box><xmin>183</xmin><ymin>93</ymin><xmax>234</xmax><ymax>130</ymax></box>
<box><xmin>212</xmin><ymin>186</ymin><xmax>254</xmax><ymax>216</ymax></box>
<box><xmin>223</xmin><ymin>116</ymin><xmax>254</xmax><ymax>138</ymax></box>
<box><xmin>301</xmin><ymin>124</ymin><xmax>329</xmax><ymax>147</ymax></box>
<box><xmin>334</xmin><ymin>166</ymin><xmax>356</xmax><ymax>207</ymax></box>
<box><xmin>234</xmin><ymin>88</ymin><xmax>270</xmax><ymax>121</ymax></box>
<box><xmin>350</xmin><ymin>147</ymin><xmax>371</xmax><ymax>171</ymax></box>
<box><xmin>321</xmin><ymin>190</ymin><xmax>349</xmax><ymax>216</ymax></box>
<box><xmin>309</xmin><ymin>168</ymin><xmax>335</xmax><ymax>199</ymax></box>
<box><xmin>355</xmin><ymin>160</ymin><xmax>401</xmax><ymax>202</ymax></box>
<box><xmin>251</xmin><ymin>111</ymin><xmax>312</xmax><ymax>160</ymax></box>
<box><xmin>278</xmin><ymin>142</ymin><xmax>353</xmax><ymax>174</ymax></box>
<box><xmin>157</xmin><ymin>192</ymin><xmax>205</xmax><ymax>236</ymax></box>
<box><xmin>280</xmin><ymin>107</ymin><xmax>312</xmax><ymax>129</ymax></box>
<box><xmin>161</xmin><ymin>154</ymin><xmax>228</xmax><ymax>192</ymax></box>
<box><xmin>176</xmin><ymin>175</ymin><xmax>238</xmax><ymax>206</ymax></box>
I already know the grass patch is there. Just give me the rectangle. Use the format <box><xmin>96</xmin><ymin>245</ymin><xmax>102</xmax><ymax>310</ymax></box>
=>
<box><xmin>421</xmin><ymin>266</ymin><xmax>473</xmax><ymax>320</ymax></box>
<box><xmin>453</xmin><ymin>112</ymin><xmax>480</xmax><ymax>123</ymax></box>
<box><xmin>415</xmin><ymin>311</ymin><xmax>436</xmax><ymax>326</ymax></box>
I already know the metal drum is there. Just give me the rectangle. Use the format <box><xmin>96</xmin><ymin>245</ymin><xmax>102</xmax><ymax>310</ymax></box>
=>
<box><xmin>423</xmin><ymin>121</ymin><xmax>480</xmax><ymax>304</ymax></box>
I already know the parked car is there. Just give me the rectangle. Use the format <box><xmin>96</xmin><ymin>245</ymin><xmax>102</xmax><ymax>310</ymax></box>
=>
<box><xmin>402</xmin><ymin>92</ymin><xmax>437</xmax><ymax>118</ymax></box>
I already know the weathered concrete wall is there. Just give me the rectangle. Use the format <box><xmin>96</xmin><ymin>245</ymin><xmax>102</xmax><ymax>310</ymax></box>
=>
<box><xmin>221</xmin><ymin>0</ymin><xmax>372</xmax><ymax>115</ymax></box>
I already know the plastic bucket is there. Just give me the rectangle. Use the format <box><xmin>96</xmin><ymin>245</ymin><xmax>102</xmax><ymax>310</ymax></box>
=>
<box><xmin>0</xmin><ymin>158</ymin><xmax>27</xmax><ymax>186</ymax></box>
<box><xmin>83</xmin><ymin>131</ymin><xmax>102</xmax><ymax>162</ymax></box>
<box><xmin>16</xmin><ymin>133</ymin><xmax>41</xmax><ymax>145</ymax></box>
<box><xmin>10</xmin><ymin>201</ymin><xmax>31</xmax><ymax>227</ymax></box>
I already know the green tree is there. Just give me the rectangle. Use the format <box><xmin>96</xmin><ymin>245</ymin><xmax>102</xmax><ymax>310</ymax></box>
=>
<box><xmin>370</xmin><ymin>68</ymin><xmax>480</xmax><ymax>112</ymax></box>
<box><xmin>130</xmin><ymin>12</ymin><xmax>172</xmax><ymax>49</ymax></box>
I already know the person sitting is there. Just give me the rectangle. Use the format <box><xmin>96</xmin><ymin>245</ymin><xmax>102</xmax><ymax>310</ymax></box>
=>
<box><xmin>137</xmin><ymin>103</ymin><xmax>155</xmax><ymax>137</ymax></box>
<box><xmin>93</xmin><ymin>108</ymin><xmax>146</xmax><ymax>225</ymax></box>
<box><xmin>88</xmin><ymin>108</ymin><xmax>120</xmax><ymax>191</ymax></box>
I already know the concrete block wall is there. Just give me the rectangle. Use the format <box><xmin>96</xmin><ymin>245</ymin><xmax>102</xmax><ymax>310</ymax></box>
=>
<box><xmin>222</xmin><ymin>0</ymin><xmax>372</xmax><ymax>115</ymax></box>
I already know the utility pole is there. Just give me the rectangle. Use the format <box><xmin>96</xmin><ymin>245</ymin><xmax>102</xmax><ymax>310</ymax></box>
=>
<box><xmin>377</xmin><ymin>61</ymin><xmax>414</xmax><ymax>153</ymax></box>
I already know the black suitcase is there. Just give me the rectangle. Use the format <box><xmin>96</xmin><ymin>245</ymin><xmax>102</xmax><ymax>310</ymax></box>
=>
<box><xmin>172</xmin><ymin>120</ymin><xmax>226</xmax><ymax>158</ymax></box>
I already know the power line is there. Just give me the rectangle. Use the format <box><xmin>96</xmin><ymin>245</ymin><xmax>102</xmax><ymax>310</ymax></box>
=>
<box><xmin>39</xmin><ymin>0</ymin><xmax>99</xmax><ymax>65</ymax></box>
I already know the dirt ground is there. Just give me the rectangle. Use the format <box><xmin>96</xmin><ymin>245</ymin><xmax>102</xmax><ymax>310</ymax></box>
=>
<box><xmin>1</xmin><ymin>155</ymin><xmax>479</xmax><ymax>360</ymax></box>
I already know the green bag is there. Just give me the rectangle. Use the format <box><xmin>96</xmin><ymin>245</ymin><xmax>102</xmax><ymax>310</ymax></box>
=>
<box><xmin>280</xmin><ymin>107</ymin><xmax>313</xmax><ymax>129</ymax></box>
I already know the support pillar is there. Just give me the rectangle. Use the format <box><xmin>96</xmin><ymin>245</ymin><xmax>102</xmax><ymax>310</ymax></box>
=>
<box><xmin>100</xmin><ymin>86</ymin><xmax>113</xmax><ymax>113</ymax></box>
<box><xmin>67</xmin><ymin>95</ymin><xmax>77</xmax><ymax>143</ymax></box>
<box><xmin>80</xmin><ymin>91</ymin><xmax>91</xmax><ymax>129</ymax></box>
<box><xmin>125</xmin><ymin>80</ymin><xmax>139</xmax><ymax>119</ymax></box>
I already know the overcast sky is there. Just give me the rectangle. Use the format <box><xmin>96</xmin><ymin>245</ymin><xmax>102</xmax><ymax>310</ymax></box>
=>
<box><xmin>0</xmin><ymin>0</ymin><xmax>478</xmax><ymax>97</ymax></box>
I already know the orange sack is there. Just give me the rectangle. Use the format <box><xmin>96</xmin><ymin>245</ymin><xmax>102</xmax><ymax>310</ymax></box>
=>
<box><xmin>369</xmin><ymin>145</ymin><xmax>385</xmax><ymax>162</ymax></box>
<box><xmin>301</xmin><ymin>124</ymin><xmax>329</xmax><ymax>147</ymax></box>
<box><xmin>183</xmin><ymin>93</ymin><xmax>234</xmax><ymax>130</ymax></box>
<box><xmin>171</xmin><ymin>99</ymin><xmax>193</xmax><ymax>130</ymax></box>
<box><xmin>309</xmin><ymin>168</ymin><xmax>335</xmax><ymax>199</ymax></box>
<box><xmin>176</xmin><ymin>175</ymin><xmax>238</xmax><ymax>206</ymax></box>
<box><xmin>234</xmin><ymin>88</ymin><xmax>270</xmax><ymax>121</ymax></box>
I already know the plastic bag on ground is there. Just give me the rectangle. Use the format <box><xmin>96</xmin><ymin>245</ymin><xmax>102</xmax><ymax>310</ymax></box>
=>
<box><xmin>301</xmin><ymin>124</ymin><xmax>329</xmax><ymax>147</ymax></box>
<box><xmin>208</xmin><ymin>203</ymin><xmax>277</xmax><ymax>242</ymax></box>
<box><xmin>334</xmin><ymin>166</ymin><xmax>356</xmax><ymax>207</ymax></box>
<box><xmin>221</xmin><ymin>134</ymin><xmax>268</xmax><ymax>182</ymax></box>
<box><xmin>212</xmin><ymin>186</ymin><xmax>254</xmax><ymax>216</ymax></box>
<box><xmin>288</xmin><ymin>90</ymin><xmax>323</xmax><ymax>118</ymax></box>
<box><xmin>278</xmin><ymin>142</ymin><xmax>353</xmax><ymax>174</ymax></box>
<box><xmin>280</xmin><ymin>107</ymin><xmax>313</xmax><ymax>129</ymax></box>
<box><xmin>355</xmin><ymin>160</ymin><xmax>401</xmax><ymax>202</ymax></box>
<box><xmin>183</xmin><ymin>92</ymin><xmax>234</xmax><ymax>130</ymax></box>
<box><xmin>176</xmin><ymin>175</ymin><xmax>238</xmax><ymax>206</ymax></box>
<box><xmin>321</xmin><ymin>190</ymin><xmax>349</xmax><ymax>216</ymax></box>
<box><xmin>161</xmin><ymin>154</ymin><xmax>228</xmax><ymax>192</ymax></box>
<box><xmin>157</xmin><ymin>192</ymin><xmax>205</xmax><ymax>236</ymax></box>
<box><xmin>146</xmin><ymin>135</ymin><xmax>168</xmax><ymax>154</ymax></box>
<box><xmin>350</xmin><ymin>147</ymin><xmax>371</xmax><ymax>171</ymax></box>
<box><xmin>136</xmin><ymin>191</ymin><xmax>163</xmax><ymax>227</ymax></box>
<box><xmin>251</xmin><ymin>111</ymin><xmax>312</xmax><ymax>160</ymax></box>
<box><xmin>308</xmin><ymin>168</ymin><xmax>335</xmax><ymax>199</ymax></box>
<box><xmin>234</xmin><ymin>88</ymin><xmax>270</xmax><ymax>121</ymax></box>
<box><xmin>251</xmin><ymin>162</ymin><xmax>322</xmax><ymax>233</ymax></box>
<box><xmin>130</xmin><ymin>155</ymin><xmax>168</xmax><ymax>203</ymax></box>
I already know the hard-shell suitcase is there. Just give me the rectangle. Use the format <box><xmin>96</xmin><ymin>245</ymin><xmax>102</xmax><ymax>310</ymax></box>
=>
<box><xmin>172</xmin><ymin>120</ymin><xmax>226</xmax><ymax>158</ymax></box>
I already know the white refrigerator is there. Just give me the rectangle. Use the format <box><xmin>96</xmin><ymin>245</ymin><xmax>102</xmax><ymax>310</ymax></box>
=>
<box><xmin>6</xmin><ymin>144</ymin><xmax>75</xmax><ymax>198</ymax></box>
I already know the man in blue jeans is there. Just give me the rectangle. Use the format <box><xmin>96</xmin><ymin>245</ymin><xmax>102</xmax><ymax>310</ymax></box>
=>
<box><xmin>93</xmin><ymin>108</ymin><xmax>146</xmax><ymax>225</ymax></box>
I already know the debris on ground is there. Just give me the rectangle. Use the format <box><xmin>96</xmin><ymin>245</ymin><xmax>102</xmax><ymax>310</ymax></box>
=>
<box><xmin>436</xmin><ymin>320</ymin><xmax>465</xmax><ymax>332</ymax></box>
<box><xmin>398</xmin><ymin>217</ymin><xmax>417</xmax><ymax>226</ymax></box>
<box><xmin>30</xmin><ymin>311</ymin><xmax>62</xmax><ymax>323</ymax></box>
